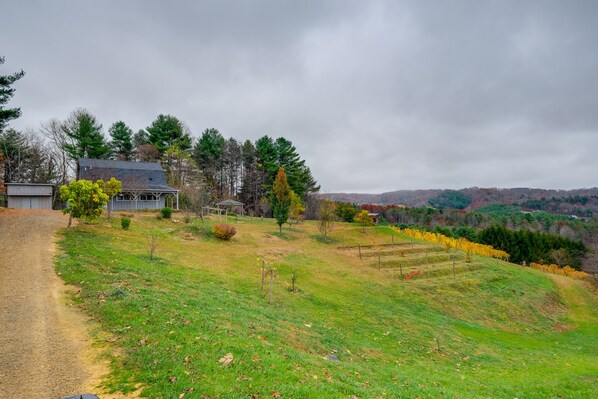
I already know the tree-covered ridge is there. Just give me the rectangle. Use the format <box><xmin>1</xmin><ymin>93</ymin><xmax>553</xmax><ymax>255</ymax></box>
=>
<box><xmin>478</xmin><ymin>225</ymin><xmax>586</xmax><ymax>269</ymax></box>
<box><xmin>428</xmin><ymin>190</ymin><xmax>472</xmax><ymax>210</ymax></box>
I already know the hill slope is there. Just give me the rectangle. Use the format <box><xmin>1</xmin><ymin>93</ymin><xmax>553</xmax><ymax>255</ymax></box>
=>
<box><xmin>326</xmin><ymin>187</ymin><xmax>598</xmax><ymax>215</ymax></box>
<box><xmin>56</xmin><ymin>216</ymin><xmax>598</xmax><ymax>398</ymax></box>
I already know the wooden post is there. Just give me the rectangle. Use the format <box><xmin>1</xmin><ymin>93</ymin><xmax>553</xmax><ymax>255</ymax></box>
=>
<box><xmin>269</xmin><ymin>269</ymin><xmax>274</xmax><ymax>304</ymax></box>
<box><xmin>400</xmin><ymin>263</ymin><xmax>403</xmax><ymax>280</ymax></box>
<box><xmin>378</xmin><ymin>252</ymin><xmax>381</xmax><ymax>270</ymax></box>
<box><xmin>358</xmin><ymin>245</ymin><xmax>362</xmax><ymax>260</ymax></box>
<box><xmin>291</xmin><ymin>269</ymin><xmax>296</xmax><ymax>293</ymax></box>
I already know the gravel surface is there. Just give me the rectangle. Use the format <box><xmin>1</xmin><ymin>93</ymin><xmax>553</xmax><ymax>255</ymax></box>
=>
<box><xmin>0</xmin><ymin>209</ymin><xmax>102</xmax><ymax>399</ymax></box>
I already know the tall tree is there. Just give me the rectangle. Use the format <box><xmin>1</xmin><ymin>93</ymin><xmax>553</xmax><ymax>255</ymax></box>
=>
<box><xmin>109</xmin><ymin>121</ymin><xmax>134</xmax><ymax>160</ymax></box>
<box><xmin>132</xmin><ymin>128</ymin><xmax>149</xmax><ymax>157</ymax></box>
<box><xmin>0</xmin><ymin>129</ymin><xmax>29</xmax><ymax>183</ymax></box>
<box><xmin>147</xmin><ymin>114</ymin><xmax>191</xmax><ymax>153</ymax></box>
<box><xmin>256</xmin><ymin>135</ymin><xmax>319</xmax><ymax>198</ymax></box>
<box><xmin>61</xmin><ymin>108</ymin><xmax>111</xmax><ymax>161</ymax></box>
<box><xmin>193</xmin><ymin>128</ymin><xmax>225</xmax><ymax>197</ymax></box>
<box><xmin>222</xmin><ymin>137</ymin><xmax>241</xmax><ymax>197</ymax></box>
<box><xmin>0</xmin><ymin>56</ymin><xmax>25</xmax><ymax>132</ymax></box>
<box><xmin>42</xmin><ymin>119</ymin><xmax>72</xmax><ymax>187</ymax></box>
<box><xmin>162</xmin><ymin>146</ymin><xmax>200</xmax><ymax>188</ymax></box>
<box><xmin>239</xmin><ymin>140</ymin><xmax>263</xmax><ymax>213</ymax></box>
<box><xmin>272</xmin><ymin>168</ymin><xmax>292</xmax><ymax>233</ymax></box>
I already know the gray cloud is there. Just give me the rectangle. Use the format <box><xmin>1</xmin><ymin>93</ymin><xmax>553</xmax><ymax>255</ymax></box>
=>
<box><xmin>3</xmin><ymin>0</ymin><xmax>597</xmax><ymax>193</ymax></box>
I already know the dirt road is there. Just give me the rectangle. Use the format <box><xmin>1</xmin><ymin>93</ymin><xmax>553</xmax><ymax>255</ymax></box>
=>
<box><xmin>0</xmin><ymin>209</ymin><xmax>102</xmax><ymax>399</ymax></box>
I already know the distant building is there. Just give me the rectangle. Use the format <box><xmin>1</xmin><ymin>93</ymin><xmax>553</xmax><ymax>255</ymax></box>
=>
<box><xmin>368</xmin><ymin>212</ymin><xmax>380</xmax><ymax>225</ymax></box>
<box><xmin>6</xmin><ymin>183</ymin><xmax>53</xmax><ymax>210</ymax></box>
<box><xmin>78</xmin><ymin>158</ymin><xmax>179</xmax><ymax>211</ymax></box>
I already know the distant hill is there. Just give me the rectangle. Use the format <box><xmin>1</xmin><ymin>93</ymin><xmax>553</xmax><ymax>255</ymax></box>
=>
<box><xmin>325</xmin><ymin>187</ymin><xmax>598</xmax><ymax>216</ymax></box>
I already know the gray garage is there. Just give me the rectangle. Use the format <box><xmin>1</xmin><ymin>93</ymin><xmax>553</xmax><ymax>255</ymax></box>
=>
<box><xmin>6</xmin><ymin>183</ymin><xmax>54</xmax><ymax>210</ymax></box>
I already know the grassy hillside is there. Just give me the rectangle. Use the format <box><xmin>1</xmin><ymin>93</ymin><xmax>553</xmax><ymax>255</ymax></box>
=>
<box><xmin>55</xmin><ymin>214</ymin><xmax>598</xmax><ymax>398</ymax></box>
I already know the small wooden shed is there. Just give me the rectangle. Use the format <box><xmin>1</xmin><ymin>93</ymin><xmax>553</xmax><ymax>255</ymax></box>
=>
<box><xmin>6</xmin><ymin>183</ymin><xmax>54</xmax><ymax>210</ymax></box>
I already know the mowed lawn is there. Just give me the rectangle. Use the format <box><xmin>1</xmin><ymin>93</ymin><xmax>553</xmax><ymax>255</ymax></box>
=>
<box><xmin>55</xmin><ymin>214</ymin><xmax>598</xmax><ymax>398</ymax></box>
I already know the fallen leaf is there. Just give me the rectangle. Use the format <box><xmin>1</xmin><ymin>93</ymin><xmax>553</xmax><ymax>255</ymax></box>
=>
<box><xmin>219</xmin><ymin>352</ymin><xmax>234</xmax><ymax>366</ymax></box>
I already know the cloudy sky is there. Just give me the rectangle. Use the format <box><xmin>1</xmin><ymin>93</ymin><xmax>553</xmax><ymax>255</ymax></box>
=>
<box><xmin>2</xmin><ymin>1</ymin><xmax>597</xmax><ymax>193</ymax></box>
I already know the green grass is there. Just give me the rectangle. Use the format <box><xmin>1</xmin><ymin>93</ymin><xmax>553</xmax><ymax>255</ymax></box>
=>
<box><xmin>55</xmin><ymin>216</ymin><xmax>598</xmax><ymax>398</ymax></box>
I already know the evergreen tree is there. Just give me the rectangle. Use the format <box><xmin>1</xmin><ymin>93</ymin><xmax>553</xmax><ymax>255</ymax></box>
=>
<box><xmin>109</xmin><ymin>121</ymin><xmax>134</xmax><ymax>160</ymax></box>
<box><xmin>222</xmin><ymin>137</ymin><xmax>241</xmax><ymax>197</ymax></box>
<box><xmin>272</xmin><ymin>169</ymin><xmax>292</xmax><ymax>233</ymax></box>
<box><xmin>61</xmin><ymin>108</ymin><xmax>111</xmax><ymax>161</ymax></box>
<box><xmin>133</xmin><ymin>129</ymin><xmax>149</xmax><ymax>147</ymax></box>
<box><xmin>192</xmin><ymin>128</ymin><xmax>225</xmax><ymax>197</ymax></box>
<box><xmin>256</xmin><ymin>135</ymin><xmax>319</xmax><ymax>198</ymax></box>
<box><xmin>239</xmin><ymin>140</ymin><xmax>263</xmax><ymax>213</ymax></box>
<box><xmin>0</xmin><ymin>56</ymin><xmax>25</xmax><ymax>132</ymax></box>
<box><xmin>146</xmin><ymin>114</ymin><xmax>191</xmax><ymax>153</ymax></box>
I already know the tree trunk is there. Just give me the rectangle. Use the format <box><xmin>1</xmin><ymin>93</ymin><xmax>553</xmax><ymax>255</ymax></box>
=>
<box><xmin>67</xmin><ymin>211</ymin><xmax>73</xmax><ymax>228</ymax></box>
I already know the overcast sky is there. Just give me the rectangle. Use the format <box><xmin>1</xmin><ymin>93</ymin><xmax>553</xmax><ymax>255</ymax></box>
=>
<box><xmin>2</xmin><ymin>1</ymin><xmax>597</xmax><ymax>193</ymax></box>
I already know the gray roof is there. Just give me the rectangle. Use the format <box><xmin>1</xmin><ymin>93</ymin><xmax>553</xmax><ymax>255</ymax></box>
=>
<box><xmin>78</xmin><ymin>158</ymin><xmax>179</xmax><ymax>192</ymax></box>
<box><xmin>78</xmin><ymin>158</ymin><xmax>163</xmax><ymax>171</ymax></box>
<box><xmin>216</xmin><ymin>199</ymin><xmax>244</xmax><ymax>206</ymax></box>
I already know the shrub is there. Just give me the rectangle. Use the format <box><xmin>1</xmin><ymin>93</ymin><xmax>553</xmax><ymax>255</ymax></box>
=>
<box><xmin>121</xmin><ymin>216</ymin><xmax>131</xmax><ymax>230</ymax></box>
<box><xmin>160</xmin><ymin>207</ymin><xmax>172</xmax><ymax>219</ymax></box>
<box><xmin>213</xmin><ymin>224</ymin><xmax>236</xmax><ymax>241</ymax></box>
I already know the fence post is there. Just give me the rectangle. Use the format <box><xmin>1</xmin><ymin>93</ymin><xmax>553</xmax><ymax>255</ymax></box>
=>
<box><xmin>378</xmin><ymin>252</ymin><xmax>381</xmax><ymax>270</ymax></box>
<box><xmin>269</xmin><ymin>269</ymin><xmax>274</xmax><ymax>304</ymax></box>
<box><xmin>358</xmin><ymin>245</ymin><xmax>362</xmax><ymax>260</ymax></box>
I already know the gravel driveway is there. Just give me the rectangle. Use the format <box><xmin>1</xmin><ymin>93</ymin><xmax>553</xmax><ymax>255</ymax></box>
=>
<box><xmin>0</xmin><ymin>209</ymin><xmax>100</xmax><ymax>399</ymax></box>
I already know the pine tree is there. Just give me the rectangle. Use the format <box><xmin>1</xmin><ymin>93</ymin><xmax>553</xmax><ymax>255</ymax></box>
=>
<box><xmin>147</xmin><ymin>114</ymin><xmax>191</xmax><ymax>153</ymax></box>
<box><xmin>192</xmin><ymin>128</ymin><xmax>225</xmax><ymax>197</ymax></box>
<box><xmin>61</xmin><ymin>108</ymin><xmax>111</xmax><ymax>161</ymax></box>
<box><xmin>239</xmin><ymin>140</ymin><xmax>263</xmax><ymax>213</ymax></box>
<box><xmin>256</xmin><ymin>135</ymin><xmax>319</xmax><ymax>198</ymax></box>
<box><xmin>0</xmin><ymin>56</ymin><xmax>25</xmax><ymax>132</ymax></box>
<box><xmin>109</xmin><ymin>121</ymin><xmax>134</xmax><ymax>160</ymax></box>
